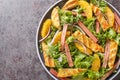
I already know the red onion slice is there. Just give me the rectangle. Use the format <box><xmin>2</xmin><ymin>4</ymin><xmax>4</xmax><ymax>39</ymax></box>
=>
<box><xmin>74</xmin><ymin>25</ymin><xmax>85</xmax><ymax>34</ymax></box>
<box><xmin>50</xmin><ymin>30</ymin><xmax>60</xmax><ymax>45</ymax></box>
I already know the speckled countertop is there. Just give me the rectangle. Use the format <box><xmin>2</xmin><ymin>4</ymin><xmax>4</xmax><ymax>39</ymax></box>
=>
<box><xmin>0</xmin><ymin>0</ymin><xmax>120</xmax><ymax>80</ymax></box>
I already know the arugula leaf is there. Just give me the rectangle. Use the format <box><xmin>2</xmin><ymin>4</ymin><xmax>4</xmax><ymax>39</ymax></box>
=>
<box><xmin>59</xmin><ymin>8</ymin><xmax>86</xmax><ymax>26</ymax></box>
<box><xmin>82</xmin><ymin>70</ymin><xmax>100</xmax><ymax>80</ymax></box>
<box><xmin>72</xmin><ymin>73</ymin><xmax>85</xmax><ymax>80</ymax></box>
<box><xmin>96</xmin><ymin>28</ymin><xmax>117</xmax><ymax>47</ymax></box>
<box><xmin>72</xmin><ymin>6</ymin><xmax>84</xmax><ymax>13</ymax></box>
<box><xmin>99</xmin><ymin>67</ymin><xmax>110</xmax><ymax>77</ymax></box>
<box><xmin>74</xmin><ymin>55</ymin><xmax>94</xmax><ymax>69</ymax></box>
<box><xmin>59</xmin><ymin>9</ymin><xmax>74</xmax><ymax>25</ymax></box>
<box><xmin>84</xmin><ymin>17</ymin><xmax>96</xmax><ymax>34</ymax></box>
<box><xmin>90</xmin><ymin>0</ymin><xmax>107</xmax><ymax>13</ymax></box>
<box><xmin>47</xmin><ymin>43</ymin><xmax>61</xmax><ymax>59</ymax></box>
<box><xmin>115</xmin><ymin>34</ymin><xmax>120</xmax><ymax>46</ymax></box>
<box><xmin>90</xmin><ymin>0</ymin><xmax>107</xmax><ymax>7</ymax></box>
<box><xmin>54</xmin><ymin>53</ymin><xmax>68</xmax><ymax>68</ymax></box>
<box><xmin>99</xmin><ymin>0</ymin><xmax>107</xmax><ymax>7</ymax></box>
<box><xmin>74</xmin><ymin>53</ymin><xmax>86</xmax><ymax>64</ymax></box>
<box><xmin>68</xmin><ymin>43</ymin><xmax>80</xmax><ymax>56</ymax></box>
<box><xmin>107</xmin><ymin>28</ymin><xmax>117</xmax><ymax>39</ymax></box>
<box><xmin>95</xmin><ymin>32</ymin><xmax>107</xmax><ymax>47</ymax></box>
<box><xmin>66</xmin><ymin>36</ymin><xmax>75</xmax><ymax>44</ymax></box>
<box><xmin>47</xmin><ymin>43</ymin><xmax>69</xmax><ymax>68</ymax></box>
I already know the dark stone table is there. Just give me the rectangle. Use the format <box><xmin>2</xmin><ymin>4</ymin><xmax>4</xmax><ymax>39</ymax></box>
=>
<box><xmin>0</xmin><ymin>0</ymin><xmax>120</xmax><ymax>80</ymax></box>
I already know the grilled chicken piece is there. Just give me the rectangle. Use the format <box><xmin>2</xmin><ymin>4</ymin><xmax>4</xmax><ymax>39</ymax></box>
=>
<box><xmin>57</xmin><ymin>68</ymin><xmax>86</xmax><ymax>77</ymax></box>
<box><xmin>42</xmin><ymin>42</ymin><xmax>55</xmax><ymax>67</ymax></box>
<box><xmin>51</xmin><ymin>6</ymin><xmax>61</xmax><ymax>29</ymax></box>
<box><xmin>62</xmin><ymin>0</ymin><xmax>78</xmax><ymax>10</ymax></box>
<box><xmin>92</xmin><ymin>5</ymin><xmax>109</xmax><ymax>31</ymax></box>
<box><xmin>108</xmin><ymin>40</ymin><xmax>118</xmax><ymax>69</ymax></box>
<box><xmin>72</xmin><ymin>31</ymin><xmax>104</xmax><ymax>52</ymax></box>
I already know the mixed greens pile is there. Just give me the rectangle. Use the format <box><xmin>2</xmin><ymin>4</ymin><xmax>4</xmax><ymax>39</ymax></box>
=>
<box><xmin>40</xmin><ymin>0</ymin><xmax>120</xmax><ymax>80</ymax></box>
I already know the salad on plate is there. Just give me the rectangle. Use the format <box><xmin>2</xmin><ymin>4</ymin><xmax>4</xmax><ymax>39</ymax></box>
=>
<box><xmin>39</xmin><ymin>0</ymin><xmax>120</xmax><ymax>80</ymax></box>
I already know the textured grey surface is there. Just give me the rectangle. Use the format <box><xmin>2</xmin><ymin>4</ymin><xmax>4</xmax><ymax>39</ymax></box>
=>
<box><xmin>0</xmin><ymin>0</ymin><xmax>120</xmax><ymax>80</ymax></box>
